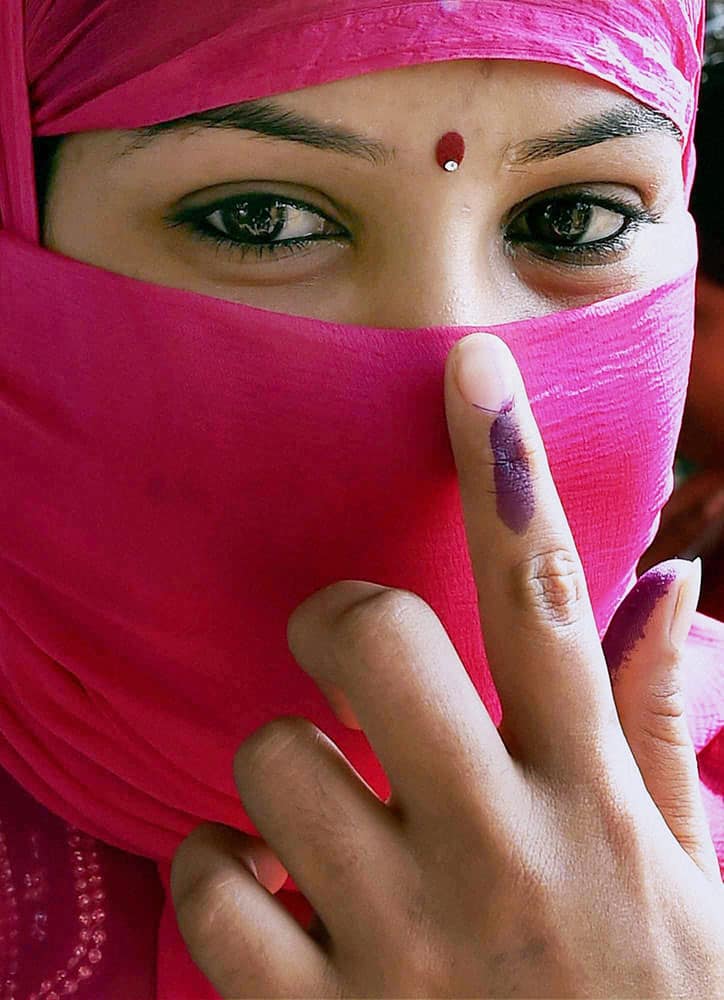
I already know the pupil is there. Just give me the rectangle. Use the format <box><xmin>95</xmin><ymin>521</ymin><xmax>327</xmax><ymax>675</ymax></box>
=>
<box><xmin>538</xmin><ymin>200</ymin><xmax>591</xmax><ymax>242</ymax></box>
<box><xmin>222</xmin><ymin>199</ymin><xmax>287</xmax><ymax>242</ymax></box>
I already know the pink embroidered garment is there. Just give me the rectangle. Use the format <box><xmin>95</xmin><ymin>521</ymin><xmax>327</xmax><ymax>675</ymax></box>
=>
<box><xmin>0</xmin><ymin>1</ymin><xmax>722</xmax><ymax>997</ymax></box>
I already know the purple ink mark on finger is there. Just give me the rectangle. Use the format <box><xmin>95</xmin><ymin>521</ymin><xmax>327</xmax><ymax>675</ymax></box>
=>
<box><xmin>602</xmin><ymin>567</ymin><xmax>678</xmax><ymax>682</ymax></box>
<box><xmin>474</xmin><ymin>395</ymin><xmax>535</xmax><ymax>535</ymax></box>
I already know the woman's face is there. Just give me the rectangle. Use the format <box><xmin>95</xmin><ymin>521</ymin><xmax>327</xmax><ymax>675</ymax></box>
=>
<box><xmin>43</xmin><ymin>59</ymin><xmax>693</xmax><ymax>328</ymax></box>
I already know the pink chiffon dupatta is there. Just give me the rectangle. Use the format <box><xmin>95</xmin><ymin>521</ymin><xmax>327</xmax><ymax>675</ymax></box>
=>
<box><xmin>1</xmin><ymin>2</ymin><xmax>722</xmax><ymax>998</ymax></box>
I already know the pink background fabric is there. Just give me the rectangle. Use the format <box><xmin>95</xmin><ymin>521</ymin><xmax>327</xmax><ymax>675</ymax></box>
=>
<box><xmin>1</xmin><ymin>2</ymin><xmax>721</xmax><ymax>997</ymax></box>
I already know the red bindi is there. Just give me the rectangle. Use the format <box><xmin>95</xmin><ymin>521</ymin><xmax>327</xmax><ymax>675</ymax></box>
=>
<box><xmin>435</xmin><ymin>131</ymin><xmax>465</xmax><ymax>171</ymax></box>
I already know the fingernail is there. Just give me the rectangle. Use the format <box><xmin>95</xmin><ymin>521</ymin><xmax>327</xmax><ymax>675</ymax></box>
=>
<box><xmin>241</xmin><ymin>856</ymin><xmax>260</xmax><ymax>881</ymax></box>
<box><xmin>669</xmin><ymin>557</ymin><xmax>702</xmax><ymax>649</ymax></box>
<box><xmin>453</xmin><ymin>332</ymin><xmax>513</xmax><ymax>412</ymax></box>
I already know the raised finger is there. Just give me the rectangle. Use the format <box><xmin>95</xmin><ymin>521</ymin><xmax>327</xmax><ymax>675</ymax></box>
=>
<box><xmin>445</xmin><ymin>332</ymin><xmax>620</xmax><ymax>773</ymax></box>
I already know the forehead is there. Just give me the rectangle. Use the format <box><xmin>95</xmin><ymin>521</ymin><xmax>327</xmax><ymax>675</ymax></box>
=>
<box><xmin>116</xmin><ymin>59</ymin><xmax>681</xmax><ymax>169</ymax></box>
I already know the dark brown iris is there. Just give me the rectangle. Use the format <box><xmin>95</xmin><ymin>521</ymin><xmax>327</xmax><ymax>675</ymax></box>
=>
<box><xmin>528</xmin><ymin>199</ymin><xmax>592</xmax><ymax>244</ymax></box>
<box><xmin>218</xmin><ymin>198</ymin><xmax>288</xmax><ymax>243</ymax></box>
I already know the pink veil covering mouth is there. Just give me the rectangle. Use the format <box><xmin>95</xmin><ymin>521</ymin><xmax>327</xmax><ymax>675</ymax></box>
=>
<box><xmin>1</xmin><ymin>2</ymin><xmax>722</xmax><ymax>998</ymax></box>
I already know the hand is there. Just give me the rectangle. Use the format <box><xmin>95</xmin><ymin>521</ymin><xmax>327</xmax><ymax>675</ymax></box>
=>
<box><xmin>170</xmin><ymin>332</ymin><xmax>724</xmax><ymax>998</ymax></box>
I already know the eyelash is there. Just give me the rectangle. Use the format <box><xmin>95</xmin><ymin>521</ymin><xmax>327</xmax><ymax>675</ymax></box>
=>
<box><xmin>164</xmin><ymin>191</ymin><xmax>660</xmax><ymax>266</ymax></box>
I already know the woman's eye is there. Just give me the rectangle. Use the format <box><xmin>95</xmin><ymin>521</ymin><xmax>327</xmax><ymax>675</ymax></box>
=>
<box><xmin>505</xmin><ymin>194</ymin><xmax>655</xmax><ymax>264</ymax></box>
<box><xmin>166</xmin><ymin>194</ymin><xmax>347</xmax><ymax>261</ymax></box>
<box><xmin>166</xmin><ymin>190</ymin><xmax>658</xmax><ymax>268</ymax></box>
<box><xmin>516</xmin><ymin>200</ymin><xmax>625</xmax><ymax>244</ymax></box>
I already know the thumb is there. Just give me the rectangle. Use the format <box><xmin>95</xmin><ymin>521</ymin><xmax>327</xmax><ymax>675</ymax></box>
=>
<box><xmin>604</xmin><ymin>558</ymin><xmax>720</xmax><ymax>879</ymax></box>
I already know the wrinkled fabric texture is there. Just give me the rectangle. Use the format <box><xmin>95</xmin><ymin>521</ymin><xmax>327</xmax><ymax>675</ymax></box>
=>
<box><xmin>0</xmin><ymin>2</ymin><xmax>721</xmax><ymax>998</ymax></box>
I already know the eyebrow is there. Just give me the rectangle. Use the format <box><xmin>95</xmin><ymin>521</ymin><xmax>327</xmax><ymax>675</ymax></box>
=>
<box><xmin>118</xmin><ymin>98</ymin><xmax>682</xmax><ymax>166</ymax></box>
<box><xmin>505</xmin><ymin>103</ymin><xmax>682</xmax><ymax>164</ymax></box>
<box><xmin>119</xmin><ymin>99</ymin><xmax>393</xmax><ymax>164</ymax></box>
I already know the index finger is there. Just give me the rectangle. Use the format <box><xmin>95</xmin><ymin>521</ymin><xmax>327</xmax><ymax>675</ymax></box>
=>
<box><xmin>445</xmin><ymin>332</ymin><xmax>619</xmax><ymax>773</ymax></box>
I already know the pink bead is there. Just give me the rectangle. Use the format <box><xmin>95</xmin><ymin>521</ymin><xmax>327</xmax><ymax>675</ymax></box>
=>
<box><xmin>62</xmin><ymin>983</ymin><xmax>78</xmax><ymax>995</ymax></box>
<box><xmin>92</xmin><ymin>889</ymin><xmax>105</xmax><ymax>902</ymax></box>
<box><xmin>70</xmin><ymin>865</ymin><xmax>85</xmax><ymax>876</ymax></box>
<box><xmin>78</xmin><ymin>913</ymin><xmax>91</xmax><ymax>926</ymax></box>
<box><xmin>77</xmin><ymin>966</ymin><xmax>92</xmax><ymax>979</ymax></box>
<box><xmin>73</xmin><ymin>944</ymin><xmax>86</xmax><ymax>958</ymax></box>
<box><xmin>47</xmin><ymin>992</ymin><xmax>60</xmax><ymax>999</ymax></box>
<box><xmin>79</xmin><ymin>929</ymin><xmax>92</xmax><ymax>942</ymax></box>
<box><xmin>86</xmin><ymin>863</ymin><xmax>100</xmax><ymax>874</ymax></box>
<box><xmin>87</xmin><ymin>949</ymin><xmax>102</xmax><ymax>964</ymax></box>
<box><xmin>87</xmin><ymin>875</ymin><xmax>101</xmax><ymax>886</ymax></box>
<box><xmin>67</xmin><ymin>835</ymin><xmax>81</xmax><ymax>848</ymax></box>
<box><xmin>92</xmin><ymin>929</ymin><xmax>107</xmax><ymax>944</ymax></box>
<box><xmin>39</xmin><ymin>981</ymin><xmax>53</xmax><ymax>993</ymax></box>
<box><xmin>77</xmin><ymin>894</ymin><xmax>91</xmax><ymax>909</ymax></box>
<box><xmin>90</xmin><ymin>908</ymin><xmax>106</xmax><ymax>923</ymax></box>
<box><xmin>54</xmin><ymin>972</ymin><xmax>67</xmax><ymax>983</ymax></box>
<box><xmin>73</xmin><ymin>879</ymin><xmax>87</xmax><ymax>892</ymax></box>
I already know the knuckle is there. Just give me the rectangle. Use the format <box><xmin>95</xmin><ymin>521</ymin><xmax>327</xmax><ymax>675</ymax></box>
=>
<box><xmin>172</xmin><ymin>841</ymin><xmax>244</xmax><ymax>949</ymax></box>
<box><xmin>509</xmin><ymin>546</ymin><xmax>585</xmax><ymax>631</ymax></box>
<box><xmin>175</xmin><ymin>867</ymin><xmax>235</xmax><ymax>939</ymax></box>
<box><xmin>330</xmin><ymin>587</ymin><xmax>424</xmax><ymax>660</ymax></box>
<box><xmin>640</xmin><ymin>676</ymin><xmax>692</xmax><ymax>750</ymax></box>
<box><xmin>176</xmin><ymin>875</ymin><xmax>249</xmax><ymax>977</ymax></box>
<box><xmin>235</xmin><ymin>715</ymin><xmax>316</xmax><ymax>776</ymax></box>
<box><xmin>645</xmin><ymin>671</ymin><xmax>687</xmax><ymax>720</ymax></box>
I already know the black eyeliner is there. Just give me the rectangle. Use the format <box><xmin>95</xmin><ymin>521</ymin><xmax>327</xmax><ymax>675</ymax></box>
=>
<box><xmin>163</xmin><ymin>189</ymin><xmax>662</xmax><ymax>265</ymax></box>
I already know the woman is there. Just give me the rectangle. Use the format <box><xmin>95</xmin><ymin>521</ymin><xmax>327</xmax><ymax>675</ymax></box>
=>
<box><xmin>1</xmin><ymin>1</ymin><xmax>723</xmax><ymax>997</ymax></box>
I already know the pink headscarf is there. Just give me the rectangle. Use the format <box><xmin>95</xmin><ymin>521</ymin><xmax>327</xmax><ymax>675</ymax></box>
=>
<box><xmin>1</xmin><ymin>2</ymin><xmax>721</xmax><ymax>997</ymax></box>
